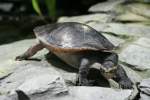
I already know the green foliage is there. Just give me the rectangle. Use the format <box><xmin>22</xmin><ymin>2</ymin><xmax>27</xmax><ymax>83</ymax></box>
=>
<box><xmin>31</xmin><ymin>0</ymin><xmax>56</xmax><ymax>20</ymax></box>
<box><xmin>32</xmin><ymin>0</ymin><xmax>42</xmax><ymax>15</ymax></box>
<box><xmin>45</xmin><ymin>0</ymin><xmax>56</xmax><ymax>19</ymax></box>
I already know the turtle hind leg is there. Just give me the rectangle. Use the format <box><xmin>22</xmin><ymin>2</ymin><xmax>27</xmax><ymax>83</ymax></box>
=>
<box><xmin>15</xmin><ymin>43</ymin><xmax>44</xmax><ymax>61</ymax></box>
<box><xmin>114</xmin><ymin>65</ymin><xmax>133</xmax><ymax>89</ymax></box>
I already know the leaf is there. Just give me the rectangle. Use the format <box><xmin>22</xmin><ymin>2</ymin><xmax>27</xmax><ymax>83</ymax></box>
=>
<box><xmin>32</xmin><ymin>0</ymin><xmax>42</xmax><ymax>15</ymax></box>
<box><xmin>45</xmin><ymin>0</ymin><xmax>56</xmax><ymax>19</ymax></box>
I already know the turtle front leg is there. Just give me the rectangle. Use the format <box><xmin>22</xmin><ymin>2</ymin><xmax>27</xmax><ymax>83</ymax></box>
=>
<box><xmin>102</xmin><ymin>53</ymin><xmax>133</xmax><ymax>89</ymax></box>
<box><xmin>15</xmin><ymin>43</ymin><xmax>44</xmax><ymax>61</ymax></box>
<box><xmin>114</xmin><ymin>65</ymin><xmax>133</xmax><ymax>89</ymax></box>
<box><xmin>78</xmin><ymin>58</ymin><xmax>90</xmax><ymax>86</ymax></box>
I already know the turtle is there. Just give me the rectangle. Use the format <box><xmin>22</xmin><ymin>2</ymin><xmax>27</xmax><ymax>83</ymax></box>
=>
<box><xmin>16</xmin><ymin>22</ymin><xmax>132</xmax><ymax>89</ymax></box>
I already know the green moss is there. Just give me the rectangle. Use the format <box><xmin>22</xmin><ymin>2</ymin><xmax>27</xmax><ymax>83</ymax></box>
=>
<box><xmin>136</xmin><ymin>69</ymin><xmax>150</xmax><ymax>78</ymax></box>
<box><xmin>0</xmin><ymin>68</ymin><xmax>11</xmax><ymax>79</ymax></box>
<box><xmin>102</xmin><ymin>32</ymin><xmax>130</xmax><ymax>39</ymax></box>
<box><xmin>120</xmin><ymin>61</ymin><xmax>150</xmax><ymax>79</ymax></box>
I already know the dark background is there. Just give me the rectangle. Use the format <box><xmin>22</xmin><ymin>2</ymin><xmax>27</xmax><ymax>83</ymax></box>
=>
<box><xmin>0</xmin><ymin>0</ymin><xmax>107</xmax><ymax>45</ymax></box>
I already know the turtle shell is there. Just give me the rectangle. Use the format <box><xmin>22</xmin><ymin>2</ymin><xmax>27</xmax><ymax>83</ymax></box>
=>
<box><xmin>33</xmin><ymin>22</ymin><xmax>115</xmax><ymax>52</ymax></box>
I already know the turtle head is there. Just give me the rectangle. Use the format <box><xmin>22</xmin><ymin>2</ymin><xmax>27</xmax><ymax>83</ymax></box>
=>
<box><xmin>100</xmin><ymin>62</ymin><xmax>117</xmax><ymax>79</ymax></box>
<box><xmin>90</xmin><ymin>62</ymin><xmax>117</xmax><ymax>79</ymax></box>
<box><xmin>100</xmin><ymin>67</ymin><xmax>117</xmax><ymax>79</ymax></box>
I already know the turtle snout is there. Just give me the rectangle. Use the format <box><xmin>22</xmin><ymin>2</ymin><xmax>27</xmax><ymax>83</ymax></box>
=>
<box><xmin>100</xmin><ymin>66</ymin><xmax>117</xmax><ymax>73</ymax></box>
<box><xmin>100</xmin><ymin>62</ymin><xmax>117</xmax><ymax>79</ymax></box>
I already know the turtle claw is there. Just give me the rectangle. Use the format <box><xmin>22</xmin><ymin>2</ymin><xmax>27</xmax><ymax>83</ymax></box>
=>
<box><xmin>15</xmin><ymin>54</ymin><xmax>28</xmax><ymax>61</ymax></box>
<box><xmin>118</xmin><ymin>79</ymin><xmax>133</xmax><ymax>89</ymax></box>
<box><xmin>78</xmin><ymin>79</ymin><xmax>89</xmax><ymax>86</ymax></box>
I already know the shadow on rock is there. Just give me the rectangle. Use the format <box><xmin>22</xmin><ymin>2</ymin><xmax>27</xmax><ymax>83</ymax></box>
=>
<box><xmin>16</xmin><ymin>90</ymin><xmax>30</xmax><ymax>100</ymax></box>
<box><xmin>45</xmin><ymin>53</ymin><xmax>78</xmax><ymax>73</ymax></box>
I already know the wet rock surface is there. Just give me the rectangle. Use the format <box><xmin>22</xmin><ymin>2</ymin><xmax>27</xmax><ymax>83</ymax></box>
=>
<box><xmin>0</xmin><ymin>0</ymin><xmax>150</xmax><ymax>100</ymax></box>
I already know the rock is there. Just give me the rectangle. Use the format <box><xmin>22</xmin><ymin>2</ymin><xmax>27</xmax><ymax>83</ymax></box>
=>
<box><xmin>2</xmin><ymin>86</ymin><xmax>132</xmax><ymax>100</ymax></box>
<box><xmin>61</xmin><ymin>73</ymin><xmax>77</xmax><ymax>86</ymax></box>
<box><xmin>0</xmin><ymin>95</ymin><xmax>12</xmax><ymax>100</ymax></box>
<box><xmin>140</xmin><ymin>93</ymin><xmax>150</xmax><ymax>100</ymax></box>
<box><xmin>0</xmin><ymin>39</ymin><xmax>48</xmax><ymax>79</ymax></box>
<box><xmin>121</xmin><ymin>64</ymin><xmax>142</xmax><ymax>84</ymax></box>
<box><xmin>124</xmin><ymin>3</ymin><xmax>150</xmax><ymax>18</ymax></box>
<box><xmin>115</xmin><ymin>12</ymin><xmax>150</xmax><ymax>22</ymax></box>
<box><xmin>0</xmin><ymin>60</ymin><xmax>68</xmax><ymax>95</ymax></box>
<box><xmin>139</xmin><ymin>78</ymin><xmax>150</xmax><ymax>95</ymax></box>
<box><xmin>0</xmin><ymin>95</ymin><xmax>11</xmax><ymax>100</ymax></box>
<box><xmin>17</xmin><ymin>74</ymin><xmax>68</xmax><ymax>95</ymax></box>
<box><xmin>119</xmin><ymin>37</ymin><xmax>150</xmax><ymax>70</ymax></box>
<box><xmin>133</xmin><ymin>37</ymin><xmax>150</xmax><ymax>48</ymax></box>
<box><xmin>81</xmin><ymin>22</ymin><xmax>150</xmax><ymax>38</ymax></box>
<box><xmin>139</xmin><ymin>78</ymin><xmax>150</xmax><ymax>100</ymax></box>
<box><xmin>67</xmin><ymin>86</ymin><xmax>132</xmax><ymax>100</ymax></box>
<box><xmin>101</xmin><ymin>23</ymin><xmax>150</xmax><ymax>37</ymax></box>
<box><xmin>103</xmin><ymin>33</ymin><xmax>125</xmax><ymax>47</ymax></box>
<box><xmin>0</xmin><ymin>93</ymin><xmax>18</xmax><ymax>100</ymax></box>
<box><xmin>22</xmin><ymin>86</ymin><xmax>132</xmax><ymax>100</ymax></box>
<box><xmin>58</xmin><ymin>13</ymin><xmax>113</xmax><ymax>23</ymax></box>
<box><xmin>0</xmin><ymin>3</ymin><xmax>13</xmax><ymax>12</ymax></box>
<box><xmin>88</xmin><ymin>0</ymin><xmax>124</xmax><ymax>13</ymax></box>
<box><xmin>89</xmin><ymin>1</ymin><xmax>150</xmax><ymax>23</ymax></box>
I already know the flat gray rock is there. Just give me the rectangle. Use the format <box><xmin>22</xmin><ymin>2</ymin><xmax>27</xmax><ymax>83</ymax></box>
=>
<box><xmin>85</xmin><ymin>22</ymin><xmax>150</xmax><ymax>38</ymax></box>
<box><xmin>121</xmin><ymin>64</ymin><xmax>142</xmax><ymax>83</ymax></box>
<box><xmin>58</xmin><ymin>13</ymin><xmax>113</xmax><ymax>23</ymax></box>
<box><xmin>0</xmin><ymin>61</ymin><xmax>68</xmax><ymax>95</ymax></box>
<box><xmin>17</xmin><ymin>74</ymin><xmax>67</xmax><ymax>95</ymax></box>
<box><xmin>113</xmin><ymin>2</ymin><xmax>150</xmax><ymax>22</ymax></box>
<box><xmin>139</xmin><ymin>78</ymin><xmax>150</xmax><ymax>100</ymax></box>
<box><xmin>115</xmin><ymin>12</ymin><xmax>150</xmax><ymax>22</ymax></box>
<box><xmin>0</xmin><ymin>39</ymin><xmax>48</xmax><ymax>79</ymax></box>
<box><xmin>139</xmin><ymin>78</ymin><xmax>150</xmax><ymax>95</ymax></box>
<box><xmin>0</xmin><ymin>95</ymin><xmax>12</xmax><ymax>100</ymax></box>
<box><xmin>0</xmin><ymin>93</ymin><xmax>17</xmax><ymax>100</ymax></box>
<box><xmin>124</xmin><ymin>3</ymin><xmax>150</xmax><ymax>18</ymax></box>
<box><xmin>22</xmin><ymin>86</ymin><xmax>132</xmax><ymax>100</ymax></box>
<box><xmin>119</xmin><ymin>37</ymin><xmax>150</xmax><ymax>70</ymax></box>
<box><xmin>88</xmin><ymin>0</ymin><xmax>124</xmax><ymax>13</ymax></box>
<box><xmin>119</xmin><ymin>45</ymin><xmax>150</xmax><ymax>70</ymax></box>
<box><xmin>140</xmin><ymin>93</ymin><xmax>150</xmax><ymax>100</ymax></box>
<box><xmin>67</xmin><ymin>86</ymin><xmax>132</xmax><ymax>100</ymax></box>
<box><xmin>101</xmin><ymin>23</ymin><xmax>150</xmax><ymax>37</ymax></box>
<box><xmin>133</xmin><ymin>37</ymin><xmax>150</xmax><ymax>48</ymax></box>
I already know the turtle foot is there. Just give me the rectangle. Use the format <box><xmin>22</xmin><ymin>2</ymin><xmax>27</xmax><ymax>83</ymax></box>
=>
<box><xmin>118</xmin><ymin>79</ymin><xmax>133</xmax><ymax>89</ymax></box>
<box><xmin>77</xmin><ymin>78</ymin><xmax>95</xmax><ymax>86</ymax></box>
<box><xmin>15</xmin><ymin>54</ymin><xmax>28</xmax><ymax>61</ymax></box>
<box><xmin>78</xmin><ymin>79</ymin><xmax>89</xmax><ymax>86</ymax></box>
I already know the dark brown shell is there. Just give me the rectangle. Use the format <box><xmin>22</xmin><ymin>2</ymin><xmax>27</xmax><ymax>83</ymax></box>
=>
<box><xmin>33</xmin><ymin>22</ymin><xmax>115</xmax><ymax>52</ymax></box>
